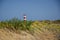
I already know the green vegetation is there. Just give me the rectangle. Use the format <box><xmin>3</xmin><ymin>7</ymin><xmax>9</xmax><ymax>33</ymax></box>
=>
<box><xmin>0</xmin><ymin>18</ymin><xmax>60</xmax><ymax>40</ymax></box>
<box><xmin>0</xmin><ymin>18</ymin><xmax>60</xmax><ymax>34</ymax></box>
<box><xmin>0</xmin><ymin>18</ymin><xmax>34</xmax><ymax>32</ymax></box>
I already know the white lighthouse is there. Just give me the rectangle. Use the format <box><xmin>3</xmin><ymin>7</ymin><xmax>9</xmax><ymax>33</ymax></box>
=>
<box><xmin>23</xmin><ymin>14</ymin><xmax>26</xmax><ymax>21</ymax></box>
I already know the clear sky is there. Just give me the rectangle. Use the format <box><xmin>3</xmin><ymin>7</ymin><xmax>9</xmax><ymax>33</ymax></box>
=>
<box><xmin>0</xmin><ymin>0</ymin><xmax>60</xmax><ymax>21</ymax></box>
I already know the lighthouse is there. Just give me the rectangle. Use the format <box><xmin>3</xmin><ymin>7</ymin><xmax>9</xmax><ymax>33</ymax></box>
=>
<box><xmin>23</xmin><ymin>14</ymin><xmax>26</xmax><ymax>21</ymax></box>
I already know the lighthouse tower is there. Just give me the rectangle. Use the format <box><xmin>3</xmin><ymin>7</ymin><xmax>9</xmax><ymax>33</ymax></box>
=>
<box><xmin>23</xmin><ymin>14</ymin><xmax>26</xmax><ymax>21</ymax></box>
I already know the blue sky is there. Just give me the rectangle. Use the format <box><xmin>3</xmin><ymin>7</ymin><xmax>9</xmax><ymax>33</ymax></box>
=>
<box><xmin>0</xmin><ymin>0</ymin><xmax>60</xmax><ymax>20</ymax></box>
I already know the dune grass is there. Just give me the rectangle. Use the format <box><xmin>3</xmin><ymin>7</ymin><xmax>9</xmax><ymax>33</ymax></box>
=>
<box><xmin>0</xmin><ymin>18</ymin><xmax>60</xmax><ymax>34</ymax></box>
<box><xmin>0</xmin><ymin>18</ymin><xmax>60</xmax><ymax>40</ymax></box>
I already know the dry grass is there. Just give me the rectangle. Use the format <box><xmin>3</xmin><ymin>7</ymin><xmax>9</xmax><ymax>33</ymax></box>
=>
<box><xmin>0</xmin><ymin>20</ymin><xmax>60</xmax><ymax>40</ymax></box>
